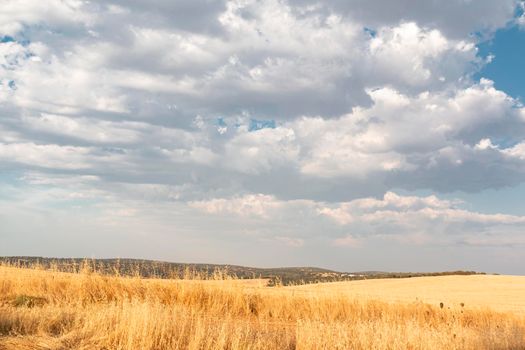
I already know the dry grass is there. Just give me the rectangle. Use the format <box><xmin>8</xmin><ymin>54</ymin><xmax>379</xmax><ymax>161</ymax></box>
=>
<box><xmin>289</xmin><ymin>274</ymin><xmax>525</xmax><ymax>314</ymax></box>
<box><xmin>0</xmin><ymin>265</ymin><xmax>524</xmax><ymax>350</ymax></box>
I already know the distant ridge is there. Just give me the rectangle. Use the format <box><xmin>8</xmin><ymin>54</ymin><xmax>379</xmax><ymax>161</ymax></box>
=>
<box><xmin>0</xmin><ymin>256</ymin><xmax>484</xmax><ymax>286</ymax></box>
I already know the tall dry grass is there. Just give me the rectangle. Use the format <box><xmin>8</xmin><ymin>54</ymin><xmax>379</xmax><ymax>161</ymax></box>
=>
<box><xmin>0</xmin><ymin>265</ymin><xmax>524</xmax><ymax>350</ymax></box>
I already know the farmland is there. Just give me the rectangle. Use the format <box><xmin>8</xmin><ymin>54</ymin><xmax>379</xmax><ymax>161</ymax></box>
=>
<box><xmin>0</xmin><ymin>264</ymin><xmax>524</xmax><ymax>349</ymax></box>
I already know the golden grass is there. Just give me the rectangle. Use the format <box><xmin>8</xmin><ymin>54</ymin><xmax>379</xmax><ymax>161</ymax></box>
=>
<box><xmin>0</xmin><ymin>265</ymin><xmax>524</xmax><ymax>350</ymax></box>
<box><xmin>288</xmin><ymin>274</ymin><xmax>525</xmax><ymax>314</ymax></box>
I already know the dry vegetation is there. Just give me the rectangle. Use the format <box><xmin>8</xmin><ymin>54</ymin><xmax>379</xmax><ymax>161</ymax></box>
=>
<box><xmin>291</xmin><ymin>274</ymin><xmax>525</xmax><ymax>315</ymax></box>
<box><xmin>0</xmin><ymin>265</ymin><xmax>524</xmax><ymax>350</ymax></box>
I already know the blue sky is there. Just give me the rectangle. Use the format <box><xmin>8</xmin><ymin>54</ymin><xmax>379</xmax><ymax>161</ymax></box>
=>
<box><xmin>1</xmin><ymin>0</ymin><xmax>525</xmax><ymax>274</ymax></box>
<box><xmin>477</xmin><ymin>15</ymin><xmax>525</xmax><ymax>101</ymax></box>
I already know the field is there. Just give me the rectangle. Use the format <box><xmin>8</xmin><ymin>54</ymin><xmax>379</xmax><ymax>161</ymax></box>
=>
<box><xmin>1</xmin><ymin>265</ymin><xmax>524</xmax><ymax>350</ymax></box>
<box><xmin>291</xmin><ymin>274</ymin><xmax>525</xmax><ymax>314</ymax></box>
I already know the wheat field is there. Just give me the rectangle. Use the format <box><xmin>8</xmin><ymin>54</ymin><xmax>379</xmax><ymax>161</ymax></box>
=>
<box><xmin>291</xmin><ymin>274</ymin><xmax>525</xmax><ymax>314</ymax></box>
<box><xmin>1</xmin><ymin>265</ymin><xmax>524</xmax><ymax>350</ymax></box>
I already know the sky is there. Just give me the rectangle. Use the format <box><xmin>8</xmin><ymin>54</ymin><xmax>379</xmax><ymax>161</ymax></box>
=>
<box><xmin>1</xmin><ymin>0</ymin><xmax>525</xmax><ymax>274</ymax></box>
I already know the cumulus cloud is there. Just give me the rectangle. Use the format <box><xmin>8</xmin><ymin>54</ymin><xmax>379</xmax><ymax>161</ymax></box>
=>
<box><xmin>366</xmin><ymin>22</ymin><xmax>478</xmax><ymax>89</ymax></box>
<box><xmin>319</xmin><ymin>191</ymin><xmax>525</xmax><ymax>227</ymax></box>
<box><xmin>0</xmin><ymin>0</ymin><xmax>93</xmax><ymax>36</ymax></box>
<box><xmin>251</xmin><ymin>79</ymin><xmax>525</xmax><ymax>193</ymax></box>
<box><xmin>288</xmin><ymin>0</ymin><xmax>519</xmax><ymax>39</ymax></box>
<box><xmin>0</xmin><ymin>0</ymin><xmax>493</xmax><ymax>123</ymax></box>
<box><xmin>190</xmin><ymin>191</ymin><xmax>525</xmax><ymax>248</ymax></box>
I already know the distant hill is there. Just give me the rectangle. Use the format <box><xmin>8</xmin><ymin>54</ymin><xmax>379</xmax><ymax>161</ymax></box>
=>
<box><xmin>0</xmin><ymin>256</ymin><xmax>484</xmax><ymax>286</ymax></box>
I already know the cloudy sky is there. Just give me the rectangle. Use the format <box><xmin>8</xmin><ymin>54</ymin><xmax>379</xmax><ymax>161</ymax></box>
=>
<box><xmin>1</xmin><ymin>0</ymin><xmax>525</xmax><ymax>274</ymax></box>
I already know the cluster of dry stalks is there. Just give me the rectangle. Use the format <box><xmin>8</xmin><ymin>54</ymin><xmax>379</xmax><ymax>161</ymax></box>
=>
<box><xmin>0</xmin><ymin>265</ymin><xmax>524</xmax><ymax>350</ymax></box>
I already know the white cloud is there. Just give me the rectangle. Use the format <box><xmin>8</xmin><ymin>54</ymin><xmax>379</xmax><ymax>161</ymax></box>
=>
<box><xmin>367</xmin><ymin>22</ymin><xmax>477</xmax><ymax>88</ymax></box>
<box><xmin>10</xmin><ymin>47</ymin><xmax>129</xmax><ymax>115</ymax></box>
<box><xmin>0</xmin><ymin>142</ymin><xmax>92</xmax><ymax>169</ymax></box>
<box><xmin>319</xmin><ymin>191</ymin><xmax>525</xmax><ymax>226</ymax></box>
<box><xmin>3</xmin><ymin>76</ymin><xmax>523</xmax><ymax>195</ymax></box>
<box><xmin>503</xmin><ymin>141</ymin><xmax>525</xmax><ymax>160</ymax></box>
<box><xmin>288</xmin><ymin>0</ymin><xmax>519</xmax><ymax>39</ymax></box>
<box><xmin>475</xmin><ymin>138</ymin><xmax>497</xmax><ymax>151</ymax></box>
<box><xmin>189</xmin><ymin>194</ymin><xmax>285</xmax><ymax>218</ymax></box>
<box><xmin>286</xmin><ymin>80</ymin><xmax>525</xmax><ymax>185</ymax></box>
<box><xmin>190</xmin><ymin>191</ymin><xmax>525</xmax><ymax>248</ymax></box>
<box><xmin>0</xmin><ymin>0</ymin><xmax>93</xmax><ymax>36</ymax></box>
<box><xmin>0</xmin><ymin>2</ymin><xmax>492</xmax><ymax>122</ymax></box>
<box><xmin>23</xmin><ymin>114</ymin><xmax>141</xmax><ymax>144</ymax></box>
<box><xmin>224</xmin><ymin>127</ymin><xmax>299</xmax><ymax>174</ymax></box>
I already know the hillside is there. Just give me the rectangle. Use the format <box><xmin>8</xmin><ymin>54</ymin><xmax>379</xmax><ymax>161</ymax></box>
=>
<box><xmin>0</xmin><ymin>256</ymin><xmax>483</xmax><ymax>286</ymax></box>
